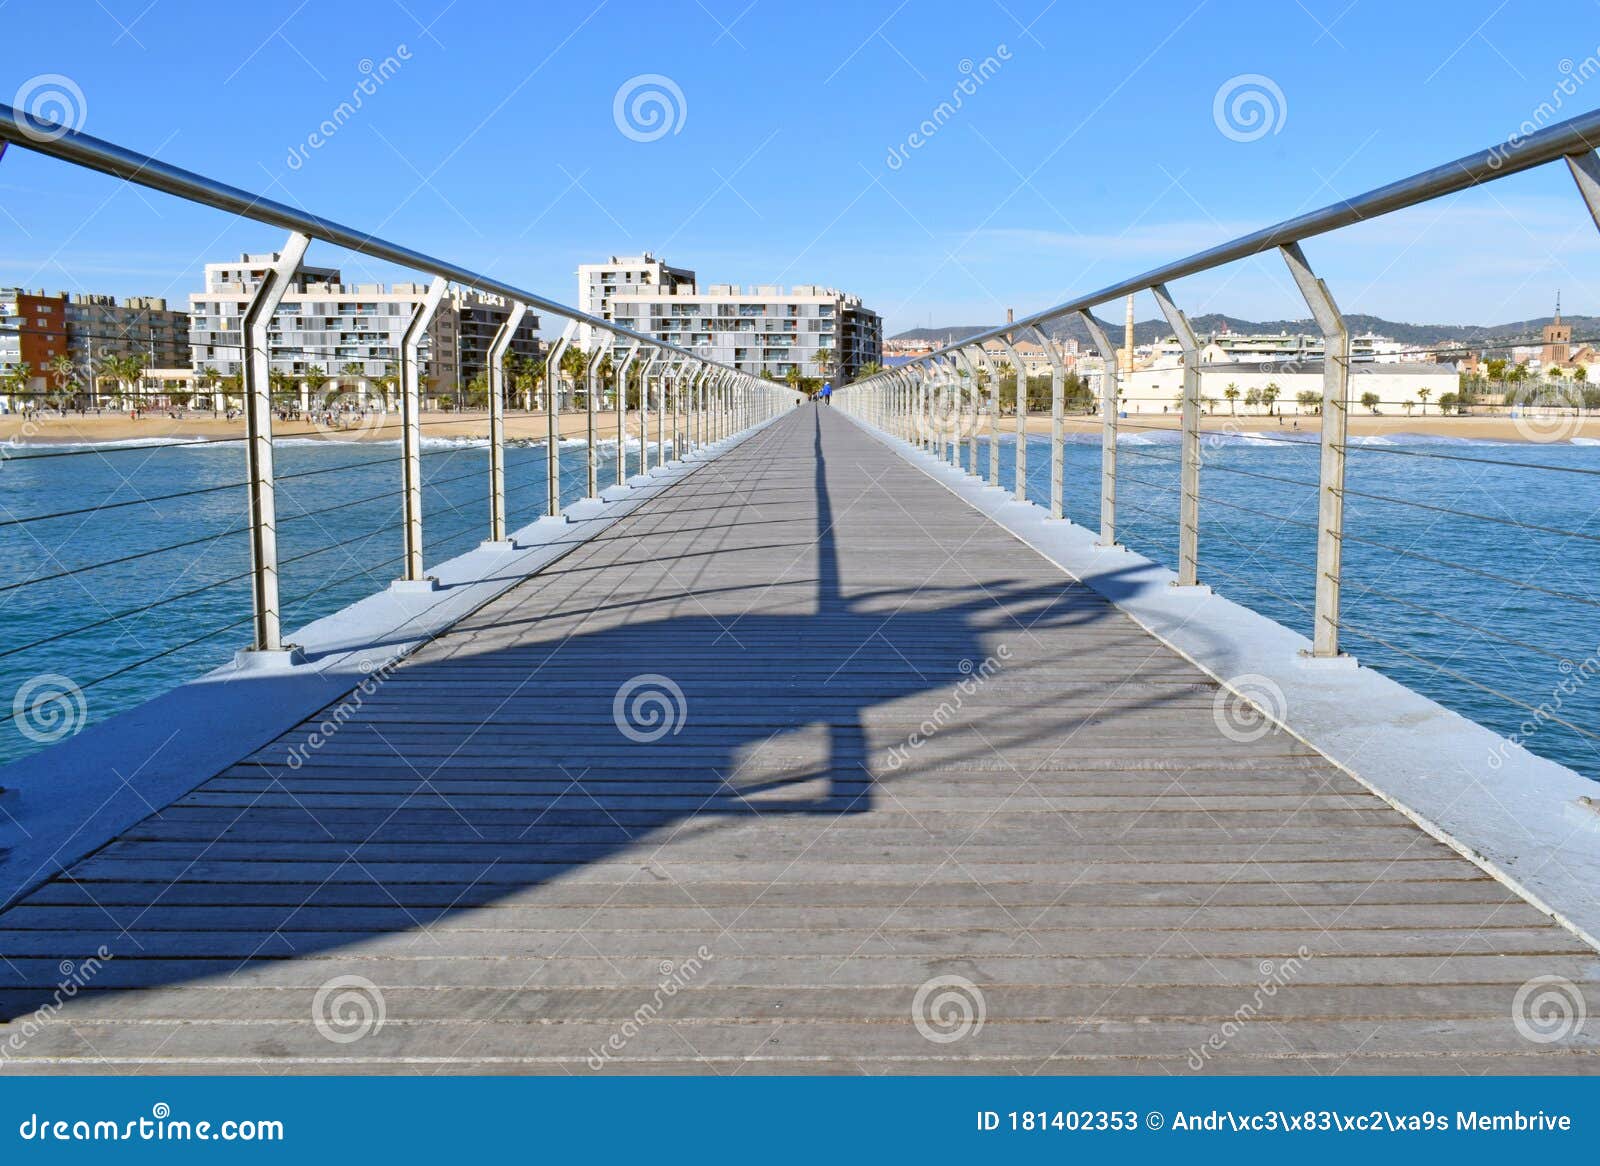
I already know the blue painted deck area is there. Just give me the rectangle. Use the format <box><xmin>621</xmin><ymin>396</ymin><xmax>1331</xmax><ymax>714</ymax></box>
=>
<box><xmin>0</xmin><ymin>406</ymin><xmax>1596</xmax><ymax>1074</ymax></box>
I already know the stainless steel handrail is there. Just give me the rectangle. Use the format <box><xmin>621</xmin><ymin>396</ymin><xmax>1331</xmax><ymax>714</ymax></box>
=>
<box><xmin>0</xmin><ymin>102</ymin><xmax>733</xmax><ymax>371</ymax></box>
<box><xmin>888</xmin><ymin>106</ymin><xmax>1600</xmax><ymax>362</ymax></box>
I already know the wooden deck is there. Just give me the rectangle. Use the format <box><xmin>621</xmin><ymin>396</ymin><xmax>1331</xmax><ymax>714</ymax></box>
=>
<box><xmin>2</xmin><ymin>406</ymin><xmax>1597</xmax><ymax>1074</ymax></box>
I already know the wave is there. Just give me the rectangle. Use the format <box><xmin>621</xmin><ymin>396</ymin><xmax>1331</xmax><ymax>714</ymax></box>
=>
<box><xmin>5</xmin><ymin>436</ymin><xmax>234</xmax><ymax>453</ymax></box>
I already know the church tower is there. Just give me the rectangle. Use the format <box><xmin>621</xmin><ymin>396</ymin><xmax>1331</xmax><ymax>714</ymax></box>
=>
<box><xmin>1541</xmin><ymin>292</ymin><xmax>1571</xmax><ymax>369</ymax></box>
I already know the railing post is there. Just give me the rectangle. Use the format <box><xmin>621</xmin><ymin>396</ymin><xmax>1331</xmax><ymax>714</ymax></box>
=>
<box><xmin>239</xmin><ymin>231</ymin><xmax>310</xmax><ymax>656</ymax></box>
<box><xmin>585</xmin><ymin>340</ymin><xmax>605</xmax><ymax>497</ymax></box>
<box><xmin>544</xmin><ymin>329</ymin><xmax>571</xmax><ymax>518</ymax></box>
<box><xmin>661</xmin><ymin>358</ymin><xmax>676</xmax><ymax>467</ymax></box>
<box><xmin>971</xmin><ymin>347</ymin><xmax>1001</xmax><ymax>487</ymax></box>
<box><xmin>714</xmin><ymin>370</ymin><xmax>728</xmax><ymax>442</ymax></box>
<box><xmin>952</xmin><ymin>349</ymin><xmax>979</xmax><ymax>475</ymax></box>
<box><xmin>1077</xmin><ymin>309</ymin><xmax>1121</xmax><ymax>548</ymax></box>
<box><xmin>686</xmin><ymin>367</ymin><xmax>698</xmax><ymax>453</ymax></box>
<box><xmin>936</xmin><ymin>358</ymin><xmax>954</xmax><ymax>465</ymax></box>
<box><xmin>1152</xmin><ymin>283</ymin><xmax>1201</xmax><ymax>587</ymax></box>
<box><xmin>485</xmin><ymin>300</ymin><xmax>527</xmax><ymax>544</ymax></box>
<box><xmin>637</xmin><ymin>350</ymin><xmax>658</xmax><ymax>475</ymax></box>
<box><xmin>611</xmin><ymin>335</ymin><xmax>636</xmax><ymax>486</ymax></box>
<box><xmin>1281</xmin><ymin>242</ymin><xmax>1350</xmax><ymax>659</ymax></box>
<box><xmin>398</xmin><ymin>276</ymin><xmax>448</xmax><ymax>586</ymax></box>
<box><xmin>996</xmin><ymin>336</ymin><xmax>1029</xmax><ymax>502</ymax></box>
<box><xmin>911</xmin><ymin>367</ymin><xmax>925</xmax><ymax>449</ymax></box>
<box><xmin>693</xmin><ymin>367</ymin><xmax>707</xmax><ymax>453</ymax></box>
<box><xmin>672</xmin><ymin>361</ymin><xmax>686</xmax><ymax>461</ymax></box>
<box><xmin>906</xmin><ymin>368</ymin><xmax>916</xmax><ymax>444</ymax></box>
<box><xmin>1028</xmin><ymin>326</ymin><xmax>1067</xmax><ymax>520</ymax></box>
<box><xmin>1564</xmin><ymin>149</ymin><xmax>1600</xmax><ymax>227</ymax></box>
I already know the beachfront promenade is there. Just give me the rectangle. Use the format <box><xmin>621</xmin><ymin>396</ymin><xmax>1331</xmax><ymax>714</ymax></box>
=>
<box><xmin>1</xmin><ymin>406</ymin><xmax>1596</xmax><ymax>1074</ymax></box>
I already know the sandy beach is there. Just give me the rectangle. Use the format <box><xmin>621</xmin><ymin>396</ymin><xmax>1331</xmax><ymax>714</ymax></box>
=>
<box><xmin>4</xmin><ymin>405</ymin><xmax>1599</xmax><ymax>446</ymax></box>
<box><xmin>0</xmin><ymin>409</ymin><xmax>668</xmax><ymax>447</ymax></box>
<box><xmin>1024</xmin><ymin>410</ymin><xmax>1600</xmax><ymax>443</ymax></box>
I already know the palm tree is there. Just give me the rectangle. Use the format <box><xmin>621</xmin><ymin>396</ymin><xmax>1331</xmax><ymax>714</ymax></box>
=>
<box><xmin>1243</xmin><ymin>387</ymin><xmax>1262</xmax><ymax>413</ymax></box>
<box><xmin>2</xmin><ymin>361</ymin><xmax>32</xmax><ymax>411</ymax></box>
<box><xmin>1416</xmin><ymin>387</ymin><xmax>1431</xmax><ymax>415</ymax></box>
<box><xmin>1360</xmin><ymin>391</ymin><xmax>1380</xmax><ymax>414</ymax></box>
<box><xmin>784</xmin><ymin>365</ymin><xmax>801</xmax><ymax>394</ymax></box>
<box><xmin>47</xmin><ymin>353</ymin><xmax>77</xmax><ymax>412</ymax></box>
<box><xmin>268</xmin><ymin>369</ymin><xmax>297</xmax><ymax>413</ymax></box>
<box><xmin>559</xmin><ymin>347</ymin><xmax>590</xmax><ymax>412</ymax></box>
<box><xmin>197</xmin><ymin>368</ymin><xmax>221</xmax><ymax>415</ymax></box>
<box><xmin>339</xmin><ymin>361</ymin><xmax>366</xmax><ymax>408</ymax></box>
<box><xmin>373</xmin><ymin>363</ymin><xmax>399</xmax><ymax>412</ymax></box>
<box><xmin>524</xmin><ymin>353</ymin><xmax>546</xmax><ymax>412</ymax></box>
<box><xmin>1261</xmin><ymin>382</ymin><xmax>1280</xmax><ymax>415</ymax></box>
<box><xmin>305</xmin><ymin>364</ymin><xmax>329</xmax><ymax>413</ymax></box>
<box><xmin>815</xmin><ymin>348</ymin><xmax>836</xmax><ymax>385</ymax></box>
<box><xmin>1223</xmin><ymin>383</ymin><xmax>1239</xmax><ymax>415</ymax></box>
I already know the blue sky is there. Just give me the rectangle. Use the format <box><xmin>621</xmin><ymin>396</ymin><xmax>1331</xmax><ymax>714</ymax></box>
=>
<box><xmin>4</xmin><ymin>0</ymin><xmax>1600</xmax><ymax>335</ymax></box>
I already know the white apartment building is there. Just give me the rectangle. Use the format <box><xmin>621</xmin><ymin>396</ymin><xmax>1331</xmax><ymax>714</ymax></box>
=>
<box><xmin>1152</xmin><ymin>330</ymin><xmax>1412</xmax><ymax>366</ymax></box>
<box><xmin>189</xmin><ymin>254</ymin><xmax>538</xmax><ymax>404</ymax></box>
<box><xmin>1118</xmin><ymin>360</ymin><xmax>1458</xmax><ymax>414</ymax></box>
<box><xmin>577</xmin><ymin>253</ymin><xmax>694</xmax><ymax>348</ymax></box>
<box><xmin>579</xmin><ymin>254</ymin><xmax>882</xmax><ymax>382</ymax></box>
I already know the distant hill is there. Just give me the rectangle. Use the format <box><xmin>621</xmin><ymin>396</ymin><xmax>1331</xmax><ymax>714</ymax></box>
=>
<box><xmin>892</xmin><ymin>314</ymin><xmax>1599</xmax><ymax>351</ymax></box>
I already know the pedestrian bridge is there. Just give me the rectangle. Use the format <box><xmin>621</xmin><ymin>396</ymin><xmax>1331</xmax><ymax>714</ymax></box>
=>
<box><xmin>1</xmin><ymin>406</ymin><xmax>1597</xmax><ymax>1074</ymax></box>
<box><xmin>2</xmin><ymin>102</ymin><xmax>1600</xmax><ymax>1076</ymax></box>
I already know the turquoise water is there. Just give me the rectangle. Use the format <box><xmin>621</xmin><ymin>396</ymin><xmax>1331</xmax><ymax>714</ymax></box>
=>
<box><xmin>1</xmin><ymin>425</ymin><xmax>1597</xmax><ymax>783</ymax></box>
<box><xmin>0</xmin><ymin>434</ymin><xmax>650</xmax><ymax>766</ymax></box>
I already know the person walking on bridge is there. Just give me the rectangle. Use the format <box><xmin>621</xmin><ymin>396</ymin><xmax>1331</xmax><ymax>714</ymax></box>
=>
<box><xmin>820</xmin><ymin>381</ymin><xmax>833</xmax><ymax>406</ymax></box>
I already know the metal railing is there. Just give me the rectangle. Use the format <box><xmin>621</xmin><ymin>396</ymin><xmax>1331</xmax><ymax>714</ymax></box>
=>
<box><xmin>0</xmin><ymin>102</ymin><xmax>794</xmax><ymax>673</ymax></box>
<box><xmin>839</xmin><ymin>106</ymin><xmax>1600</xmax><ymax>666</ymax></box>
